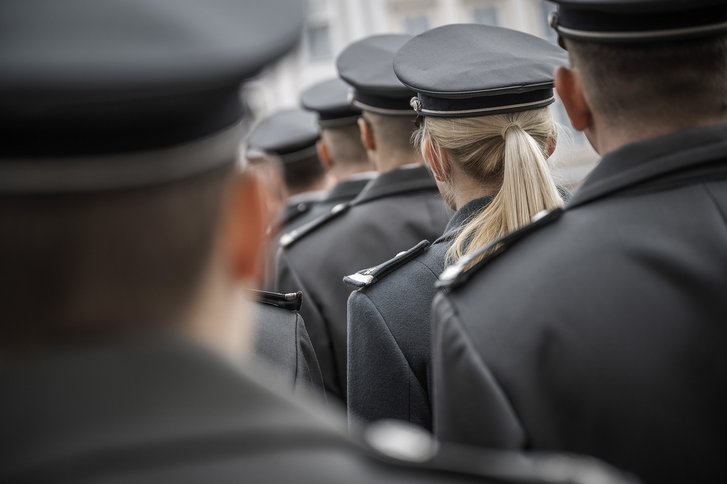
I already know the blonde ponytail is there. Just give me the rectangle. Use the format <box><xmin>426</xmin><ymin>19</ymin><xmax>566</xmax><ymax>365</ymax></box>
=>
<box><xmin>416</xmin><ymin>108</ymin><xmax>563</xmax><ymax>266</ymax></box>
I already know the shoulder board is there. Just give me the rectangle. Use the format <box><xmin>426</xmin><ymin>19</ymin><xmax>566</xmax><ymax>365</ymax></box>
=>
<box><xmin>279</xmin><ymin>202</ymin><xmax>351</xmax><ymax>248</ymax></box>
<box><xmin>281</xmin><ymin>201</ymin><xmax>313</xmax><ymax>226</ymax></box>
<box><xmin>343</xmin><ymin>240</ymin><xmax>430</xmax><ymax>288</ymax></box>
<box><xmin>250</xmin><ymin>289</ymin><xmax>303</xmax><ymax>312</ymax></box>
<box><xmin>363</xmin><ymin>420</ymin><xmax>636</xmax><ymax>484</ymax></box>
<box><xmin>436</xmin><ymin>208</ymin><xmax>565</xmax><ymax>292</ymax></box>
<box><xmin>363</xmin><ymin>420</ymin><xmax>635</xmax><ymax>484</ymax></box>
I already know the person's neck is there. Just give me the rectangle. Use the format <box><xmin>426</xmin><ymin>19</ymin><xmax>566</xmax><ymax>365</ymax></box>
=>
<box><xmin>591</xmin><ymin>116</ymin><xmax>727</xmax><ymax>157</ymax></box>
<box><xmin>332</xmin><ymin>162</ymin><xmax>376</xmax><ymax>182</ymax></box>
<box><xmin>374</xmin><ymin>150</ymin><xmax>423</xmax><ymax>173</ymax></box>
<box><xmin>445</xmin><ymin>162</ymin><xmax>499</xmax><ymax>210</ymax></box>
<box><xmin>286</xmin><ymin>177</ymin><xmax>331</xmax><ymax>198</ymax></box>
<box><xmin>452</xmin><ymin>181</ymin><xmax>498</xmax><ymax>211</ymax></box>
<box><xmin>183</xmin><ymin>256</ymin><xmax>252</xmax><ymax>363</ymax></box>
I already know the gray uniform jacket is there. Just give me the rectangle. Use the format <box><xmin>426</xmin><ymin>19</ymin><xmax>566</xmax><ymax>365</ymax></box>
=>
<box><xmin>281</xmin><ymin>177</ymin><xmax>373</xmax><ymax>232</ymax></box>
<box><xmin>265</xmin><ymin>177</ymin><xmax>373</xmax><ymax>290</ymax></box>
<box><xmin>430</xmin><ymin>123</ymin><xmax>727</xmax><ymax>484</ymax></box>
<box><xmin>345</xmin><ymin>197</ymin><xmax>493</xmax><ymax>430</ymax></box>
<box><xmin>276</xmin><ymin>165</ymin><xmax>451</xmax><ymax>401</ymax></box>
<box><xmin>0</xmin><ymin>336</ymin><xmax>636</xmax><ymax>484</ymax></box>
<box><xmin>252</xmin><ymin>290</ymin><xmax>325</xmax><ymax>399</ymax></box>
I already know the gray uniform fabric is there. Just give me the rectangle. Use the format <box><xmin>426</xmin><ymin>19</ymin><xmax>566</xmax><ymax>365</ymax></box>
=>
<box><xmin>253</xmin><ymin>297</ymin><xmax>325</xmax><ymax>399</ymax></box>
<box><xmin>0</xmin><ymin>336</ymin><xmax>637</xmax><ymax>484</ymax></box>
<box><xmin>431</xmin><ymin>123</ymin><xmax>727</xmax><ymax>484</ymax></box>
<box><xmin>282</xmin><ymin>177</ymin><xmax>373</xmax><ymax>232</ymax></box>
<box><xmin>346</xmin><ymin>197</ymin><xmax>493</xmax><ymax>430</ymax></box>
<box><xmin>266</xmin><ymin>178</ymin><xmax>374</xmax><ymax>290</ymax></box>
<box><xmin>276</xmin><ymin>165</ymin><xmax>451</xmax><ymax>401</ymax></box>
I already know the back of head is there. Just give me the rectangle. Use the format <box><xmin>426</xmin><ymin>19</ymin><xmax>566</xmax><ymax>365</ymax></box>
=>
<box><xmin>416</xmin><ymin>108</ymin><xmax>563</xmax><ymax>264</ymax></box>
<box><xmin>300</xmin><ymin>77</ymin><xmax>371</xmax><ymax>174</ymax></box>
<box><xmin>246</xmin><ymin>108</ymin><xmax>327</xmax><ymax>195</ymax></box>
<box><xmin>279</xmin><ymin>152</ymin><xmax>327</xmax><ymax>194</ymax></box>
<box><xmin>547</xmin><ymin>0</ymin><xmax>727</xmax><ymax>136</ymax></box>
<box><xmin>567</xmin><ymin>34</ymin><xmax>727</xmax><ymax>133</ymax></box>
<box><xmin>395</xmin><ymin>24</ymin><xmax>567</xmax><ymax>264</ymax></box>
<box><xmin>336</xmin><ymin>34</ymin><xmax>421</xmax><ymax>169</ymax></box>
<box><xmin>363</xmin><ymin>112</ymin><xmax>420</xmax><ymax>163</ymax></box>
<box><xmin>0</xmin><ymin>0</ymin><xmax>305</xmax><ymax>357</ymax></box>
<box><xmin>320</xmin><ymin>124</ymin><xmax>369</xmax><ymax>171</ymax></box>
<box><xmin>0</xmin><ymin>166</ymin><xmax>231</xmax><ymax>355</ymax></box>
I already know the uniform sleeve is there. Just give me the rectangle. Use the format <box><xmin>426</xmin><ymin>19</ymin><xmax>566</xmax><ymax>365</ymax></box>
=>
<box><xmin>347</xmin><ymin>290</ymin><xmax>431</xmax><ymax>428</ymax></box>
<box><xmin>275</xmin><ymin>248</ymin><xmax>342</xmax><ymax>401</ymax></box>
<box><xmin>431</xmin><ymin>292</ymin><xmax>526</xmax><ymax>448</ymax></box>
<box><xmin>293</xmin><ymin>312</ymin><xmax>327</xmax><ymax>402</ymax></box>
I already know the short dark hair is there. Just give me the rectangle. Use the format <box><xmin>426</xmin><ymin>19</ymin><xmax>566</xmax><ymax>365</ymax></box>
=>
<box><xmin>363</xmin><ymin>112</ymin><xmax>419</xmax><ymax>154</ymax></box>
<box><xmin>0</xmin><ymin>163</ymin><xmax>234</xmax><ymax>353</ymax></box>
<box><xmin>322</xmin><ymin>124</ymin><xmax>369</xmax><ymax>168</ymax></box>
<box><xmin>566</xmin><ymin>33</ymin><xmax>727</xmax><ymax>130</ymax></box>
<box><xmin>281</xmin><ymin>153</ymin><xmax>326</xmax><ymax>193</ymax></box>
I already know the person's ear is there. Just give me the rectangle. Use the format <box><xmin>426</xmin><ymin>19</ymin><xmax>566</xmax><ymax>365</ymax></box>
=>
<box><xmin>555</xmin><ymin>66</ymin><xmax>592</xmax><ymax>132</ymax></box>
<box><xmin>358</xmin><ymin>117</ymin><xmax>376</xmax><ymax>151</ymax></box>
<box><xmin>225</xmin><ymin>171</ymin><xmax>268</xmax><ymax>286</ymax></box>
<box><xmin>316</xmin><ymin>139</ymin><xmax>334</xmax><ymax>171</ymax></box>
<box><xmin>423</xmin><ymin>137</ymin><xmax>448</xmax><ymax>183</ymax></box>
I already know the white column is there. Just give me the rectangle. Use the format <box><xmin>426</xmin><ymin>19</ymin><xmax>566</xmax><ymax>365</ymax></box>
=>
<box><xmin>512</xmin><ymin>0</ymin><xmax>532</xmax><ymax>33</ymax></box>
<box><xmin>441</xmin><ymin>0</ymin><xmax>460</xmax><ymax>24</ymax></box>
<box><xmin>342</xmin><ymin>0</ymin><xmax>367</xmax><ymax>42</ymax></box>
<box><xmin>368</xmin><ymin>0</ymin><xmax>390</xmax><ymax>34</ymax></box>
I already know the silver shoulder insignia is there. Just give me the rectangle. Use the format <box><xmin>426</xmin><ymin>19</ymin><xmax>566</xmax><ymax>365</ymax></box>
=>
<box><xmin>279</xmin><ymin>202</ymin><xmax>352</xmax><ymax>249</ymax></box>
<box><xmin>343</xmin><ymin>240</ymin><xmax>430</xmax><ymax>288</ymax></box>
<box><xmin>437</xmin><ymin>207</ymin><xmax>565</xmax><ymax>292</ymax></box>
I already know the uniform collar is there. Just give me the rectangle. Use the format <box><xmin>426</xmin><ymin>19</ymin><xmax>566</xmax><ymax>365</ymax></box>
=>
<box><xmin>0</xmin><ymin>335</ymin><xmax>342</xmax><ymax>480</ymax></box>
<box><xmin>571</xmin><ymin>123</ymin><xmax>727</xmax><ymax>208</ymax></box>
<box><xmin>436</xmin><ymin>196</ymin><xmax>493</xmax><ymax>244</ymax></box>
<box><xmin>323</xmin><ymin>177</ymin><xmax>371</xmax><ymax>203</ymax></box>
<box><xmin>287</xmin><ymin>189</ymin><xmax>325</xmax><ymax>205</ymax></box>
<box><xmin>281</xmin><ymin>201</ymin><xmax>313</xmax><ymax>226</ymax></box>
<box><xmin>351</xmin><ymin>164</ymin><xmax>437</xmax><ymax>205</ymax></box>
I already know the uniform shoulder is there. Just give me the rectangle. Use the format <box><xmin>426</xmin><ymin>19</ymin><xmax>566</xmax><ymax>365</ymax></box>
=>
<box><xmin>361</xmin><ymin>420</ymin><xmax>637</xmax><ymax>484</ymax></box>
<box><xmin>279</xmin><ymin>202</ymin><xmax>351</xmax><ymax>249</ymax></box>
<box><xmin>251</xmin><ymin>289</ymin><xmax>303</xmax><ymax>312</ymax></box>
<box><xmin>281</xmin><ymin>201</ymin><xmax>314</xmax><ymax>227</ymax></box>
<box><xmin>437</xmin><ymin>208</ymin><xmax>565</xmax><ymax>292</ymax></box>
<box><xmin>343</xmin><ymin>240</ymin><xmax>431</xmax><ymax>289</ymax></box>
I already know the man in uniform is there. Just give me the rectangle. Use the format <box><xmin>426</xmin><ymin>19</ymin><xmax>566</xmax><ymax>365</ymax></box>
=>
<box><xmin>300</xmin><ymin>77</ymin><xmax>377</xmax><ymax>220</ymax></box>
<box><xmin>346</xmin><ymin>24</ymin><xmax>569</xmax><ymax>432</ymax></box>
<box><xmin>246</xmin><ymin>108</ymin><xmax>331</xmax><ymax>231</ymax></box>
<box><xmin>430</xmin><ymin>1</ymin><xmax>727</xmax><ymax>483</ymax></box>
<box><xmin>275</xmin><ymin>35</ymin><xmax>451</xmax><ymax>402</ymax></box>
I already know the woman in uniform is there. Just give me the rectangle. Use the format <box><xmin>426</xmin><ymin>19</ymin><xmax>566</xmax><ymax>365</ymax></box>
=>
<box><xmin>345</xmin><ymin>23</ymin><xmax>569</xmax><ymax>430</ymax></box>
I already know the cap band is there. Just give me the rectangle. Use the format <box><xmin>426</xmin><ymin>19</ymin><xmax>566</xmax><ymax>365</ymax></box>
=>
<box><xmin>0</xmin><ymin>122</ymin><xmax>244</xmax><ymax>193</ymax></box>
<box><xmin>352</xmin><ymin>91</ymin><xmax>415</xmax><ymax>116</ymax></box>
<box><xmin>552</xmin><ymin>4</ymin><xmax>727</xmax><ymax>42</ymax></box>
<box><xmin>276</xmin><ymin>144</ymin><xmax>320</xmax><ymax>164</ymax></box>
<box><xmin>412</xmin><ymin>88</ymin><xmax>556</xmax><ymax>118</ymax></box>
<box><xmin>318</xmin><ymin>115</ymin><xmax>362</xmax><ymax>129</ymax></box>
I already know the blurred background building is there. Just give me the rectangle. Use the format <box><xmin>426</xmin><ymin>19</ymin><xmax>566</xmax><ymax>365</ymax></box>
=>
<box><xmin>245</xmin><ymin>0</ymin><xmax>598</xmax><ymax>187</ymax></box>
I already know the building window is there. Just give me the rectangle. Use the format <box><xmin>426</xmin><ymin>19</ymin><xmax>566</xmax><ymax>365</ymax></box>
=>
<box><xmin>403</xmin><ymin>14</ymin><xmax>430</xmax><ymax>34</ymax></box>
<box><xmin>307</xmin><ymin>24</ymin><xmax>332</xmax><ymax>61</ymax></box>
<box><xmin>472</xmin><ymin>6</ymin><xmax>499</xmax><ymax>26</ymax></box>
<box><xmin>540</xmin><ymin>0</ymin><xmax>558</xmax><ymax>43</ymax></box>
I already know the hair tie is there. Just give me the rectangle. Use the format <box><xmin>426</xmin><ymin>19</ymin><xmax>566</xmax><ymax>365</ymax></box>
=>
<box><xmin>501</xmin><ymin>123</ymin><xmax>521</xmax><ymax>139</ymax></box>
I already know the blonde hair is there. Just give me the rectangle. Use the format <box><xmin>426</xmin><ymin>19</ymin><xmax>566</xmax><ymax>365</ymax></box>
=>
<box><xmin>414</xmin><ymin>108</ymin><xmax>563</xmax><ymax>265</ymax></box>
